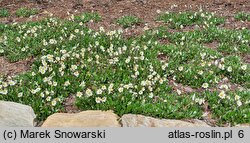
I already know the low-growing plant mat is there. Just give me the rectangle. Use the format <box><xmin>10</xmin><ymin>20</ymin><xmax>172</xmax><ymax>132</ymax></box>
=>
<box><xmin>0</xmin><ymin>0</ymin><xmax>249</xmax><ymax>126</ymax></box>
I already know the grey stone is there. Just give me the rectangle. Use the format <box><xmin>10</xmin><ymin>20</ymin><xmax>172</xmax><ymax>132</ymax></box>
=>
<box><xmin>0</xmin><ymin>101</ymin><xmax>36</xmax><ymax>127</ymax></box>
<box><xmin>121</xmin><ymin>114</ymin><xmax>210</xmax><ymax>127</ymax></box>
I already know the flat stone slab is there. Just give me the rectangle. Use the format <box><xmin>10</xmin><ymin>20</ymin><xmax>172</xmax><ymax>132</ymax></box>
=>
<box><xmin>235</xmin><ymin>124</ymin><xmax>250</xmax><ymax>127</ymax></box>
<box><xmin>121</xmin><ymin>114</ymin><xmax>210</xmax><ymax>127</ymax></box>
<box><xmin>0</xmin><ymin>101</ymin><xmax>36</xmax><ymax>127</ymax></box>
<box><xmin>42</xmin><ymin>110</ymin><xmax>121</xmax><ymax>127</ymax></box>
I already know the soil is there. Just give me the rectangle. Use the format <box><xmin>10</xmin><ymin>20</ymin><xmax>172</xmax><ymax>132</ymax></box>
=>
<box><xmin>0</xmin><ymin>0</ymin><xmax>249</xmax><ymax>121</ymax></box>
<box><xmin>1</xmin><ymin>0</ymin><xmax>249</xmax><ymax>29</ymax></box>
<box><xmin>62</xmin><ymin>94</ymin><xmax>81</xmax><ymax>113</ymax></box>
<box><xmin>0</xmin><ymin>57</ymin><xmax>34</xmax><ymax>76</ymax></box>
<box><xmin>1</xmin><ymin>0</ymin><xmax>249</xmax><ymax>45</ymax></box>
<box><xmin>242</xmin><ymin>54</ymin><xmax>250</xmax><ymax>63</ymax></box>
<box><xmin>204</xmin><ymin>41</ymin><xmax>219</xmax><ymax>50</ymax></box>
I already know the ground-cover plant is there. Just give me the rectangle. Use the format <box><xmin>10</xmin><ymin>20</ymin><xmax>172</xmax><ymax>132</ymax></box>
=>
<box><xmin>205</xmin><ymin>90</ymin><xmax>250</xmax><ymax>125</ymax></box>
<box><xmin>234</xmin><ymin>12</ymin><xmax>250</xmax><ymax>21</ymax></box>
<box><xmin>0</xmin><ymin>8</ymin><xmax>10</xmax><ymax>17</ymax></box>
<box><xmin>116</xmin><ymin>15</ymin><xmax>142</xmax><ymax>28</ymax></box>
<box><xmin>74</xmin><ymin>12</ymin><xmax>101</xmax><ymax>23</ymax></box>
<box><xmin>140</xmin><ymin>26</ymin><xmax>250</xmax><ymax>87</ymax></box>
<box><xmin>0</xmin><ymin>18</ymin><xmax>91</xmax><ymax>61</ymax></box>
<box><xmin>0</xmin><ymin>17</ymin><xmax>204</xmax><ymax>121</ymax></box>
<box><xmin>157</xmin><ymin>11</ymin><xmax>225</xmax><ymax>29</ymax></box>
<box><xmin>15</xmin><ymin>7</ymin><xmax>38</xmax><ymax>17</ymax></box>
<box><xmin>220</xmin><ymin>55</ymin><xmax>250</xmax><ymax>87</ymax></box>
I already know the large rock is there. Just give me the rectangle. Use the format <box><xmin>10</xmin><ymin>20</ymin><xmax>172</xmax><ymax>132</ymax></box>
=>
<box><xmin>121</xmin><ymin>114</ymin><xmax>210</xmax><ymax>127</ymax></box>
<box><xmin>42</xmin><ymin>110</ymin><xmax>121</xmax><ymax>127</ymax></box>
<box><xmin>0</xmin><ymin>101</ymin><xmax>36</xmax><ymax>127</ymax></box>
<box><xmin>235</xmin><ymin>124</ymin><xmax>250</xmax><ymax>127</ymax></box>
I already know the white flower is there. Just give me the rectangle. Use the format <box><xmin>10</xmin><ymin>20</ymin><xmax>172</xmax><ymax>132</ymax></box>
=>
<box><xmin>48</xmin><ymin>81</ymin><xmax>52</xmax><ymax>85</ymax></box>
<box><xmin>21</xmin><ymin>47</ymin><xmax>26</xmax><ymax>52</ymax></box>
<box><xmin>181</xmin><ymin>36</ymin><xmax>185</xmax><ymax>41</ymax></box>
<box><xmin>234</xmin><ymin>95</ymin><xmax>240</xmax><ymax>100</ymax></box>
<box><xmin>219</xmin><ymin>84</ymin><xmax>229</xmax><ymax>90</ymax></box>
<box><xmin>139</xmin><ymin>90</ymin><xmax>143</xmax><ymax>95</ymax></box>
<box><xmin>227</xmin><ymin>66</ymin><xmax>232</xmax><ymax>72</ymax></box>
<box><xmin>70</xmin><ymin>65</ymin><xmax>77</xmax><ymax>71</ymax></box>
<box><xmin>201</xmin><ymin>61</ymin><xmax>206</xmax><ymax>67</ymax></box>
<box><xmin>45</xmin><ymin>90</ymin><xmax>49</xmax><ymax>95</ymax></box>
<box><xmin>96</xmin><ymin>89</ymin><xmax>103</xmax><ymax>95</ymax></box>
<box><xmin>0</xmin><ymin>89</ymin><xmax>8</xmax><ymax>95</ymax></box>
<box><xmin>101</xmin><ymin>97</ymin><xmax>107</xmax><ymax>103</ymax></box>
<box><xmin>149</xmin><ymin>92</ymin><xmax>154</xmax><ymax>98</ymax></box>
<box><xmin>101</xmin><ymin>85</ymin><xmax>107</xmax><ymax>90</ymax></box>
<box><xmin>76</xmin><ymin>92</ymin><xmax>83</xmax><ymax>98</ymax></box>
<box><xmin>43</xmin><ymin>40</ymin><xmax>48</xmax><ymax>46</ymax></box>
<box><xmin>161</xmin><ymin>63</ymin><xmax>168</xmax><ymax>70</ymax></box>
<box><xmin>16</xmin><ymin>37</ymin><xmax>21</xmax><ymax>42</ymax></box>
<box><xmin>64</xmin><ymin>81</ymin><xmax>70</xmax><ymax>86</ymax></box>
<box><xmin>141</xmin><ymin>81</ymin><xmax>146</xmax><ymax>86</ymax></box>
<box><xmin>8</xmin><ymin>80</ymin><xmax>16</xmax><ymax>86</ymax></box>
<box><xmin>32</xmin><ymin>72</ymin><xmax>36</xmax><ymax>76</ymax></box>
<box><xmin>47</xmin><ymin>54</ymin><xmax>54</xmax><ymax>62</ymax></box>
<box><xmin>51</xmin><ymin>100</ymin><xmax>57</xmax><ymax>106</ymax></box>
<box><xmin>192</xmin><ymin>94</ymin><xmax>196</xmax><ymax>101</ymax></box>
<box><xmin>79</xmin><ymin>81</ymin><xmax>85</xmax><ymax>87</ymax></box>
<box><xmin>95</xmin><ymin>97</ymin><xmax>102</xmax><ymax>103</ymax></box>
<box><xmin>218</xmin><ymin>64</ymin><xmax>225</xmax><ymax>70</ymax></box>
<box><xmin>95</xmin><ymin>41</ymin><xmax>99</xmax><ymax>46</ymax></box>
<box><xmin>73</xmin><ymin>71</ymin><xmax>79</xmax><ymax>77</ymax></box>
<box><xmin>178</xmin><ymin>66</ymin><xmax>183</xmax><ymax>71</ymax></box>
<box><xmin>108</xmin><ymin>84</ymin><xmax>114</xmax><ymax>94</ymax></box>
<box><xmin>31</xmin><ymin>89</ymin><xmax>37</xmax><ymax>94</ymax></box>
<box><xmin>237</xmin><ymin>100</ymin><xmax>242</xmax><ymax>107</ymax></box>
<box><xmin>218</xmin><ymin>91</ymin><xmax>226</xmax><ymax>99</ymax></box>
<box><xmin>159</xmin><ymin>78</ymin><xmax>164</xmax><ymax>84</ymax></box>
<box><xmin>85</xmin><ymin>88</ymin><xmax>93</xmax><ymax>97</ymax></box>
<box><xmin>133</xmin><ymin>65</ymin><xmax>139</xmax><ymax>71</ymax></box>
<box><xmin>202</xmin><ymin>83</ymin><xmax>209</xmax><ymax>89</ymax></box>
<box><xmin>49</xmin><ymin>39</ymin><xmax>57</xmax><ymax>44</ymax></box>
<box><xmin>18</xmin><ymin>92</ymin><xmax>23</xmax><ymax>97</ymax></box>
<box><xmin>39</xmin><ymin>66</ymin><xmax>47</xmax><ymax>74</ymax></box>
<box><xmin>40</xmin><ymin>92</ymin><xmax>45</xmax><ymax>98</ymax></box>
<box><xmin>241</xmin><ymin>65</ymin><xmax>247</xmax><ymax>71</ymax></box>
<box><xmin>173</xmin><ymin>76</ymin><xmax>176</xmax><ymax>81</ymax></box>
<box><xmin>125</xmin><ymin>57</ymin><xmax>131</xmax><ymax>63</ymax></box>
<box><xmin>176</xmin><ymin>89</ymin><xmax>182</xmax><ymax>95</ymax></box>
<box><xmin>118</xmin><ymin>87</ymin><xmax>124</xmax><ymax>93</ymax></box>
<box><xmin>99</xmin><ymin>27</ymin><xmax>105</xmax><ymax>32</ymax></box>
<box><xmin>221</xmin><ymin>58</ymin><xmax>225</xmax><ymax>63</ymax></box>
<box><xmin>198</xmin><ymin>98</ymin><xmax>205</xmax><ymax>105</ymax></box>
<box><xmin>124</xmin><ymin>84</ymin><xmax>130</xmax><ymax>89</ymax></box>
<box><xmin>148</xmin><ymin>86</ymin><xmax>153</xmax><ymax>92</ymax></box>
<box><xmin>198</xmin><ymin>70</ymin><xmax>203</xmax><ymax>75</ymax></box>
<box><xmin>135</xmin><ymin>71</ymin><xmax>139</xmax><ymax>76</ymax></box>
<box><xmin>74</xmin><ymin>29</ymin><xmax>79</xmax><ymax>33</ymax></box>
<box><xmin>46</xmin><ymin>96</ymin><xmax>51</xmax><ymax>101</ymax></box>
<box><xmin>156</xmin><ymin>9</ymin><xmax>161</xmax><ymax>13</ymax></box>
<box><xmin>53</xmin><ymin>81</ymin><xmax>58</xmax><ymax>86</ymax></box>
<box><xmin>2</xmin><ymin>82</ymin><xmax>8</xmax><ymax>88</ymax></box>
